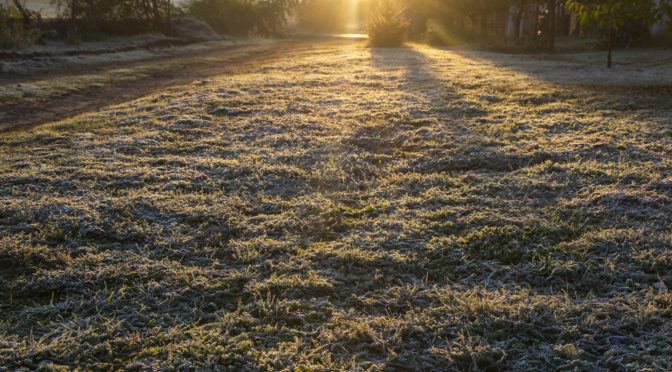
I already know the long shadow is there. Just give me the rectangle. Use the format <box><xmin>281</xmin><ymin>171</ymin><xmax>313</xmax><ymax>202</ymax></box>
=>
<box><xmin>368</xmin><ymin>46</ymin><xmax>449</xmax><ymax>105</ymax></box>
<box><xmin>448</xmin><ymin>47</ymin><xmax>672</xmax><ymax>84</ymax></box>
<box><xmin>445</xmin><ymin>47</ymin><xmax>672</xmax><ymax>109</ymax></box>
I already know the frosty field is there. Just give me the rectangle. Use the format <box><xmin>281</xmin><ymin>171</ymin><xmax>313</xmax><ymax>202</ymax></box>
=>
<box><xmin>2</xmin><ymin>41</ymin><xmax>672</xmax><ymax>370</ymax></box>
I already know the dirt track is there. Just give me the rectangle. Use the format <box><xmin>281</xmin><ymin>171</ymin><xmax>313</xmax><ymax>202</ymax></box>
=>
<box><xmin>0</xmin><ymin>40</ymin><xmax>320</xmax><ymax>133</ymax></box>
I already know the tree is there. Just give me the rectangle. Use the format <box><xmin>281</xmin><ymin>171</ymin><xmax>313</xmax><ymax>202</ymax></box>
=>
<box><xmin>12</xmin><ymin>0</ymin><xmax>39</xmax><ymax>32</ymax></box>
<box><xmin>567</xmin><ymin>0</ymin><xmax>660</xmax><ymax>68</ymax></box>
<box><xmin>658</xmin><ymin>0</ymin><xmax>672</xmax><ymax>33</ymax></box>
<box><xmin>548</xmin><ymin>0</ymin><xmax>556</xmax><ymax>51</ymax></box>
<box><xmin>511</xmin><ymin>0</ymin><xmax>535</xmax><ymax>40</ymax></box>
<box><xmin>61</xmin><ymin>0</ymin><xmax>175</xmax><ymax>38</ymax></box>
<box><xmin>366</xmin><ymin>0</ymin><xmax>409</xmax><ymax>46</ymax></box>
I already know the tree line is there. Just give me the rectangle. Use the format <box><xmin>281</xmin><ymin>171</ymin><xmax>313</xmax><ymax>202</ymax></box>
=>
<box><xmin>1</xmin><ymin>0</ymin><xmax>671</xmax><ymax>54</ymax></box>
<box><xmin>360</xmin><ymin>0</ymin><xmax>671</xmax><ymax>65</ymax></box>
<box><xmin>407</xmin><ymin>0</ymin><xmax>670</xmax><ymax>48</ymax></box>
<box><xmin>1</xmin><ymin>0</ymin><xmax>294</xmax><ymax>46</ymax></box>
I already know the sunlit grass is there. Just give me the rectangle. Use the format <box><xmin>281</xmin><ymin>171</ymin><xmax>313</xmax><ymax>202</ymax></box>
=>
<box><xmin>1</xmin><ymin>42</ymin><xmax>672</xmax><ymax>369</ymax></box>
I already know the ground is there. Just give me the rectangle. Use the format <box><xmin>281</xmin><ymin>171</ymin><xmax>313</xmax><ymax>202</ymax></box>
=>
<box><xmin>0</xmin><ymin>37</ymin><xmax>315</xmax><ymax>132</ymax></box>
<box><xmin>1</xmin><ymin>40</ymin><xmax>672</xmax><ymax>370</ymax></box>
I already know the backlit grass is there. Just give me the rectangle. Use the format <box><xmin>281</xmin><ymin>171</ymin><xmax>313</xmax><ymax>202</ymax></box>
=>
<box><xmin>1</xmin><ymin>43</ymin><xmax>672</xmax><ymax>370</ymax></box>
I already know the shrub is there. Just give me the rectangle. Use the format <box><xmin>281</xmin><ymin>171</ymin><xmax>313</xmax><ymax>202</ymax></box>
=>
<box><xmin>0</xmin><ymin>4</ymin><xmax>40</xmax><ymax>48</ymax></box>
<box><xmin>366</xmin><ymin>0</ymin><xmax>408</xmax><ymax>47</ymax></box>
<box><xmin>296</xmin><ymin>0</ymin><xmax>347</xmax><ymax>33</ymax></box>
<box><xmin>185</xmin><ymin>0</ymin><xmax>291</xmax><ymax>36</ymax></box>
<box><xmin>254</xmin><ymin>0</ymin><xmax>292</xmax><ymax>36</ymax></box>
<box><xmin>58</xmin><ymin>0</ymin><xmax>173</xmax><ymax>39</ymax></box>
<box><xmin>185</xmin><ymin>0</ymin><xmax>255</xmax><ymax>35</ymax></box>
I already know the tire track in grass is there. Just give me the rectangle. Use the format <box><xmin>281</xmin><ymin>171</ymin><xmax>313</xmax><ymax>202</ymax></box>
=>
<box><xmin>0</xmin><ymin>40</ymin><xmax>335</xmax><ymax>133</ymax></box>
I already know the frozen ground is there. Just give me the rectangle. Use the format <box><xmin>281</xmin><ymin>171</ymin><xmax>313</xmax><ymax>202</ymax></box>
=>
<box><xmin>1</xmin><ymin>42</ymin><xmax>672</xmax><ymax>370</ymax></box>
<box><xmin>0</xmin><ymin>39</ymin><xmax>303</xmax><ymax>131</ymax></box>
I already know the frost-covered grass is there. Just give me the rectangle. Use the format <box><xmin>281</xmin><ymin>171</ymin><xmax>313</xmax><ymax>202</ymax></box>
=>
<box><xmin>0</xmin><ymin>40</ymin><xmax>274</xmax><ymax>104</ymax></box>
<box><xmin>2</xmin><ymin>43</ymin><xmax>672</xmax><ymax>370</ymax></box>
<box><xmin>0</xmin><ymin>38</ymin><xmax>242</xmax><ymax>76</ymax></box>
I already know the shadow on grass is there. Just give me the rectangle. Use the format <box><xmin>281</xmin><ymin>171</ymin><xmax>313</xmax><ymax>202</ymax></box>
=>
<box><xmin>368</xmin><ymin>45</ymin><xmax>444</xmax><ymax>103</ymax></box>
<box><xmin>442</xmin><ymin>46</ymin><xmax>672</xmax><ymax>111</ymax></box>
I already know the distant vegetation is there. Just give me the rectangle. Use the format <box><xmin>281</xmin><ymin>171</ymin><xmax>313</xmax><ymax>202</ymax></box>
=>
<box><xmin>403</xmin><ymin>0</ymin><xmax>672</xmax><ymax>49</ymax></box>
<box><xmin>296</xmin><ymin>0</ymin><xmax>349</xmax><ymax>33</ymax></box>
<box><xmin>366</xmin><ymin>0</ymin><xmax>409</xmax><ymax>47</ymax></box>
<box><xmin>0</xmin><ymin>0</ymin><xmax>293</xmax><ymax>46</ymax></box>
<box><xmin>65</xmin><ymin>0</ymin><xmax>173</xmax><ymax>37</ymax></box>
<box><xmin>568</xmin><ymin>0</ymin><xmax>667</xmax><ymax>67</ymax></box>
<box><xmin>1</xmin><ymin>0</ymin><xmax>671</xmax><ymax>52</ymax></box>
<box><xmin>0</xmin><ymin>2</ymin><xmax>40</xmax><ymax>47</ymax></box>
<box><xmin>0</xmin><ymin>0</ymin><xmax>173</xmax><ymax>44</ymax></box>
<box><xmin>362</xmin><ymin>0</ymin><xmax>672</xmax><ymax>63</ymax></box>
<box><xmin>184</xmin><ymin>0</ymin><xmax>292</xmax><ymax>36</ymax></box>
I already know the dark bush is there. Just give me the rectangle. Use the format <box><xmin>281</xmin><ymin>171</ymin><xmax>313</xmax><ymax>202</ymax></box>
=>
<box><xmin>254</xmin><ymin>0</ymin><xmax>292</xmax><ymax>36</ymax></box>
<box><xmin>185</xmin><ymin>0</ymin><xmax>292</xmax><ymax>36</ymax></box>
<box><xmin>366</xmin><ymin>0</ymin><xmax>408</xmax><ymax>47</ymax></box>
<box><xmin>60</xmin><ymin>0</ymin><xmax>173</xmax><ymax>39</ymax></box>
<box><xmin>296</xmin><ymin>0</ymin><xmax>347</xmax><ymax>33</ymax></box>
<box><xmin>185</xmin><ymin>0</ymin><xmax>255</xmax><ymax>35</ymax></box>
<box><xmin>0</xmin><ymin>4</ymin><xmax>40</xmax><ymax>48</ymax></box>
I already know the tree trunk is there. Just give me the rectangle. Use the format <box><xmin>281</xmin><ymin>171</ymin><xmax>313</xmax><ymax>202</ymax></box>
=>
<box><xmin>69</xmin><ymin>0</ymin><xmax>77</xmax><ymax>39</ymax></box>
<box><xmin>165</xmin><ymin>0</ymin><xmax>172</xmax><ymax>36</ymax></box>
<box><xmin>480</xmin><ymin>14</ymin><xmax>487</xmax><ymax>38</ymax></box>
<box><xmin>12</xmin><ymin>0</ymin><xmax>32</xmax><ymax>30</ymax></box>
<box><xmin>514</xmin><ymin>1</ymin><xmax>523</xmax><ymax>40</ymax></box>
<box><xmin>468</xmin><ymin>15</ymin><xmax>477</xmax><ymax>41</ymax></box>
<box><xmin>533</xmin><ymin>1</ymin><xmax>542</xmax><ymax>48</ymax></box>
<box><xmin>547</xmin><ymin>0</ymin><xmax>555</xmax><ymax>52</ymax></box>
<box><xmin>607</xmin><ymin>29</ymin><xmax>614</xmax><ymax>68</ymax></box>
<box><xmin>558</xmin><ymin>3</ymin><xmax>566</xmax><ymax>35</ymax></box>
<box><xmin>12</xmin><ymin>0</ymin><xmax>29</xmax><ymax>19</ymax></box>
